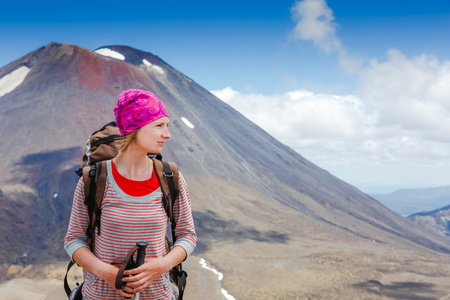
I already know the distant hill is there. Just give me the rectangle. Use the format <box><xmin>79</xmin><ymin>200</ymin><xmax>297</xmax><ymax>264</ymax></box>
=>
<box><xmin>2</xmin><ymin>43</ymin><xmax>450</xmax><ymax>299</ymax></box>
<box><xmin>408</xmin><ymin>202</ymin><xmax>450</xmax><ymax>240</ymax></box>
<box><xmin>371</xmin><ymin>186</ymin><xmax>450</xmax><ymax>216</ymax></box>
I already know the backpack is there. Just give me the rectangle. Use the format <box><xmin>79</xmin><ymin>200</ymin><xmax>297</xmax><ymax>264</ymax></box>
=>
<box><xmin>64</xmin><ymin>121</ymin><xmax>187</xmax><ymax>300</ymax></box>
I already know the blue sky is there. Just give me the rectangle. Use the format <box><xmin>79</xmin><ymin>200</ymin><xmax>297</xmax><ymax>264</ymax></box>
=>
<box><xmin>1</xmin><ymin>0</ymin><xmax>450</xmax><ymax>94</ymax></box>
<box><xmin>1</xmin><ymin>0</ymin><xmax>450</xmax><ymax>194</ymax></box>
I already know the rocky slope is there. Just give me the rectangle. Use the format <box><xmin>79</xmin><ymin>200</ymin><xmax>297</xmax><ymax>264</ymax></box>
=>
<box><xmin>409</xmin><ymin>205</ymin><xmax>450</xmax><ymax>239</ymax></box>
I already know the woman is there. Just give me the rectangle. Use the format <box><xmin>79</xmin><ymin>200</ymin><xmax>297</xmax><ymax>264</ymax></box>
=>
<box><xmin>64</xmin><ymin>89</ymin><xmax>197</xmax><ymax>300</ymax></box>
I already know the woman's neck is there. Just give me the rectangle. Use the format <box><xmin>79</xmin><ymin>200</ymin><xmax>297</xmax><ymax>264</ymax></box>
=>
<box><xmin>113</xmin><ymin>150</ymin><xmax>153</xmax><ymax>181</ymax></box>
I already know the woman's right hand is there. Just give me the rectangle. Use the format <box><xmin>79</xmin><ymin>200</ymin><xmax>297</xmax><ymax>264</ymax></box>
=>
<box><xmin>101</xmin><ymin>263</ymin><xmax>136</xmax><ymax>298</ymax></box>
<box><xmin>73</xmin><ymin>247</ymin><xmax>135</xmax><ymax>298</ymax></box>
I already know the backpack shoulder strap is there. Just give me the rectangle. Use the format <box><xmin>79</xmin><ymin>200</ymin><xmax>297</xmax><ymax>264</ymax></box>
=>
<box><xmin>64</xmin><ymin>260</ymin><xmax>76</xmax><ymax>296</ymax></box>
<box><xmin>151</xmin><ymin>157</ymin><xmax>187</xmax><ymax>299</ymax></box>
<box><xmin>151</xmin><ymin>158</ymin><xmax>179</xmax><ymax>222</ymax></box>
<box><xmin>82</xmin><ymin>160</ymin><xmax>108</xmax><ymax>251</ymax></box>
<box><xmin>65</xmin><ymin>161</ymin><xmax>107</xmax><ymax>297</ymax></box>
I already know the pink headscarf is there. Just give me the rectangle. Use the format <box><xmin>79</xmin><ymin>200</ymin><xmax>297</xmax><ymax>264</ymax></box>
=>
<box><xmin>114</xmin><ymin>89</ymin><xmax>169</xmax><ymax>136</ymax></box>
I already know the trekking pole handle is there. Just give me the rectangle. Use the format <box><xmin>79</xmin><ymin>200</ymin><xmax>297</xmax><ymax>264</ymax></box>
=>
<box><xmin>136</xmin><ymin>241</ymin><xmax>148</xmax><ymax>266</ymax></box>
<box><xmin>134</xmin><ymin>242</ymin><xmax>148</xmax><ymax>300</ymax></box>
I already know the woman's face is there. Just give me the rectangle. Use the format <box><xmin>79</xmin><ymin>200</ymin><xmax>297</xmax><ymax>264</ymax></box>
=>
<box><xmin>134</xmin><ymin>117</ymin><xmax>171</xmax><ymax>153</ymax></box>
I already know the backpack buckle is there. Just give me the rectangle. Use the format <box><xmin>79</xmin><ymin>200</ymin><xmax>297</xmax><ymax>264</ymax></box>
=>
<box><xmin>163</xmin><ymin>171</ymin><xmax>173</xmax><ymax>178</ymax></box>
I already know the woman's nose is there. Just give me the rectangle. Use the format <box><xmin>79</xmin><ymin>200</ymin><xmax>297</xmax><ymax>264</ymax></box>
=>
<box><xmin>163</xmin><ymin>127</ymin><xmax>171</xmax><ymax>139</ymax></box>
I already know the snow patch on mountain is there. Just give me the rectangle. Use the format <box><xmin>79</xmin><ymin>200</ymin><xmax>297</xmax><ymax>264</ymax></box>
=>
<box><xmin>142</xmin><ymin>59</ymin><xmax>164</xmax><ymax>74</ymax></box>
<box><xmin>221</xmin><ymin>289</ymin><xmax>236</xmax><ymax>300</ymax></box>
<box><xmin>199</xmin><ymin>258</ymin><xmax>223</xmax><ymax>280</ymax></box>
<box><xmin>199</xmin><ymin>258</ymin><xmax>235</xmax><ymax>299</ymax></box>
<box><xmin>95</xmin><ymin>48</ymin><xmax>125</xmax><ymax>61</ymax></box>
<box><xmin>181</xmin><ymin>117</ymin><xmax>195</xmax><ymax>129</ymax></box>
<box><xmin>142</xmin><ymin>59</ymin><xmax>151</xmax><ymax>66</ymax></box>
<box><xmin>0</xmin><ymin>66</ymin><xmax>30</xmax><ymax>97</ymax></box>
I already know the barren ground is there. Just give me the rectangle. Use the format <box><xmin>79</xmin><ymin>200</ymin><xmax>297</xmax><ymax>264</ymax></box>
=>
<box><xmin>3</xmin><ymin>244</ymin><xmax>450</xmax><ymax>300</ymax></box>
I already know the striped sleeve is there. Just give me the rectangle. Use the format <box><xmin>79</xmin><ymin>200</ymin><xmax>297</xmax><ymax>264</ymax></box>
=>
<box><xmin>64</xmin><ymin>177</ymin><xmax>90</xmax><ymax>260</ymax></box>
<box><xmin>173</xmin><ymin>171</ymin><xmax>197</xmax><ymax>256</ymax></box>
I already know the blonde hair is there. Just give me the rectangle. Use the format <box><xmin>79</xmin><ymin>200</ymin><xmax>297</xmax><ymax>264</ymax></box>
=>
<box><xmin>118</xmin><ymin>128</ymin><xmax>140</xmax><ymax>153</ymax></box>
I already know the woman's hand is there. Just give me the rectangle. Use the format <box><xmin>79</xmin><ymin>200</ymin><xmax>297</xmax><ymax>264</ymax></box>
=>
<box><xmin>101</xmin><ymin>263</ymin><xmax>136</xmax><ymax>298</ymax></box>
<box><xmin>73</xmin><ymin>247</ymin><xmax>135</xmax><ymax>298</ymax></box>
<box><xmin>121</xmin><ymin>257</ymin><xmax>170</xmax><ymax>293</ymax></box>
<box><xmin>121</xmin><ymin>245</ymin><xmax>187</xmax><ymax>293</ymax></box>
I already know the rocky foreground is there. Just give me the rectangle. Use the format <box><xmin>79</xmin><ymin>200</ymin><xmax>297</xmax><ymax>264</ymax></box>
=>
<box><xmin>0</xmin><ymin>255</ymin><xmax>228</xmax><ymax>300</ymax></box>
<box><xmin>3</xmin><ymin>246</ymin><xmax>450</xmax><ymax>300</ymax></box>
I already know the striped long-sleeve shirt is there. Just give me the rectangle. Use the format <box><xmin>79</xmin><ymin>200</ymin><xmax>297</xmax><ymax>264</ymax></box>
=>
<box><xmin>64</xmin><ymin>160</ymin><xmax>197</xmax><ymax>300</ymax></box>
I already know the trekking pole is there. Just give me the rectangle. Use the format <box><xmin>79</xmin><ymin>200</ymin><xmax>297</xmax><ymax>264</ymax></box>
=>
<box><xmin>134</xmin><ymin>241</ymin><xmax>148</xmax><ymax>300</ymax></box>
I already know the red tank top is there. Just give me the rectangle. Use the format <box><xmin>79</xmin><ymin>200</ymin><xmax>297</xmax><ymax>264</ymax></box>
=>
<box><xmin>111</xmin><ymin>160</ymin><xmax>159</xmax><ymax>196</ymax></box>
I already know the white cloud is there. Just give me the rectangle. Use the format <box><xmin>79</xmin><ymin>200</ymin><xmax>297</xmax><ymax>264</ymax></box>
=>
<box><xmin>338</xmin><ymin>50</ymin><xmax>363</xmax><ymax>74</ymax></box>
<box><xmin>212</xmin><ymin>87</ymin><xmax>373</xmax><ymax>145</ymax></box>
<box><xmin>290</xmin><ymin>0</ymin><xmax>341</xmax><ymax>53</ymax></box>
<box><xmin>284</xmin><ymin>0</ymin><xmax>450</xmax><ymax>190</ymax></box>
<box><xmin>212</xmin><ymin>85</ymin><xmax>450</xmax><ymax>190</ymax></box>
<box><xmin>290</xmin><ymin>0</ymin><xmax>365</xmax><ymax>76</ymax></box>
<box><xmin>359</xmin><ymin>49</ymin><xmax>450</xmax><ymax>142</ymax></box>
<box><xmin>289</xmin><ymin>0</ymin><xmax>450</xmax><ymax>142</ymax></box>
<box><xmin>211</xmin><ymin>86</ymin><xmax>239</xmax><ymax>103</ymax></box>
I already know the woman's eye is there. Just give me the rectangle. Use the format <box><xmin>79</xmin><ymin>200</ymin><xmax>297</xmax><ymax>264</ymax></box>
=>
<box><xmin>155</xmin><ymin>122</ymin><xmax>168</xmax><ymax>128</ymax></box>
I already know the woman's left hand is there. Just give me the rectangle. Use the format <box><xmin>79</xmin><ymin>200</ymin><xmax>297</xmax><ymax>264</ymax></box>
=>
<box><xmin>122</xmin><ymin>257</ymin><xmax>170</xmax><ymax>293</ymax></box>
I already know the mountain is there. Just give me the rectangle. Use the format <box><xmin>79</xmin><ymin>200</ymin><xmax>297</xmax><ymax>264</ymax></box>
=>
<box><xmin>408</xmin><ymin>204</ymin><xmax>450</xmax><ymax>239</ymax></box>
<box><xmin>371</xmin><ymin>186</ymin><xmax>450</xmax><ymax>216</ymax></box>
<box><xmin>2</xmin><ymin>43</ymin><xmax>450</xmax><ymax>299</ymax></box>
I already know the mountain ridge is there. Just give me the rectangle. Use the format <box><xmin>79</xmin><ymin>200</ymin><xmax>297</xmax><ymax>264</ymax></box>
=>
<box><xmin>2</xmin><ymin>42</ymin><xmax>450</xmax><ymax>298</ymax></box>
<box><xmin>371</xmin><ymin>185</ymin><xmax>450</xmax><ymax>216</ymax></box>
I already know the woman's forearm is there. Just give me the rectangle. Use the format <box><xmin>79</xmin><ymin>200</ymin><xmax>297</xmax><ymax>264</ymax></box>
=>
<box><xmin>162</xmin><ymin>245</ymin><xmax>187</xmax><ymax>272</ymax></box>
<box><xmin>72</xmin><ymin>246</ymin><xmax>114</xmax><ymax>279</ymax></box>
